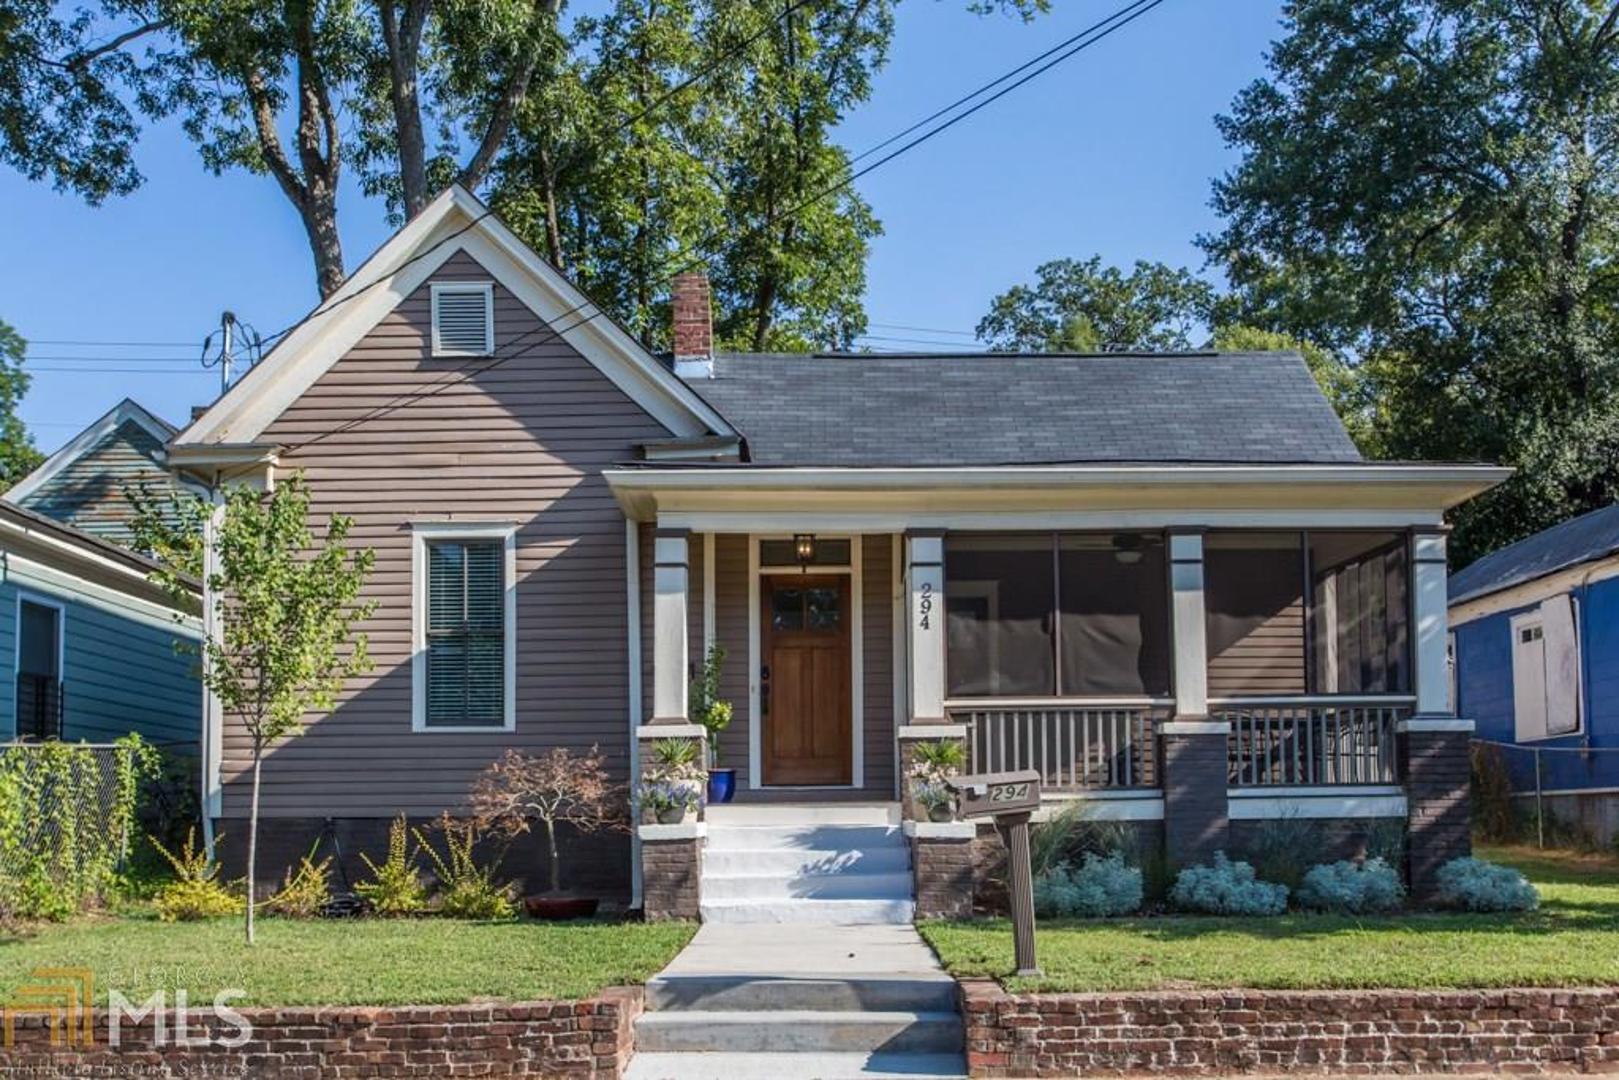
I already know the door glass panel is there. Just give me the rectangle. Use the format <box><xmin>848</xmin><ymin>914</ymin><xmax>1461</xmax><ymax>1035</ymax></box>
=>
<box><xmin>805</xmin><ymin>587</ymin><xmax>841</xmax><ymax>630</ymax></box>
<box><xmin>772</xmin><ymin>588</ymin><xmax>805</xmax><ymax>631</ymax></box>
<box><xmin>19</xmin><ymin>601</ymin><xmax>59</xmax><ymax>677</ymax></box>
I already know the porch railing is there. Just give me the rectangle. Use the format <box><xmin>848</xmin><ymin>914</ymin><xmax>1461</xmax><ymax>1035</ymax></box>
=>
<box><xmin>948</xmin><ymin>700</ymin><xmax>1165</xmax><ymax>791</ymax></box>
<box><xmin>1215</xmin><ymin>697</ymin><xmax>1411</xmax><ymax>786</ymax></box>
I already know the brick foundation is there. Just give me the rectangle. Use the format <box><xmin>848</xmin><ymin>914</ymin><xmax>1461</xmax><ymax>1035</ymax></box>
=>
<box><xmin>0</xmin><ymin>989</ymin><xmax>642</xmax><ymax>1078</ymax></box>
<box><xmin>1404</xmin><ymin>726</ymin><xmax>1473</xmax><ymax>901</ymax></box>
<box><xmin>641</xmin><ymin>836</ymin><xmax>701</xmax><ymax>920</ymax></box>
<box><xmin>913</xmin><ymin>835</ymin><xmax>974</xmax><ymax>918</ymax></box>
<box><xmin>962</xmin><ymin>981</ymin><xmax>1619</xmax><ymax>1077</ymax></box>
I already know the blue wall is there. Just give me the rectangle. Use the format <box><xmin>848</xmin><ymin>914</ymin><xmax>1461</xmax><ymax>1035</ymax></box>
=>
<box><xmin>1455</xmin><ymin>573</ymin><xmax>1619</xmax><ymax>792</ymax></box>
<box><xmin>0</xmin><ymin>557</ymin><xmax>200</xmax><ymax>748</ymax></box>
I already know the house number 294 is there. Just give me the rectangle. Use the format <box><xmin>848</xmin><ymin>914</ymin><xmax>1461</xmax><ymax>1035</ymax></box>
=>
<box><xmin>918</xmin><ymin>581</ymin><xmax>934</xmax><ymax>631</ymax></box>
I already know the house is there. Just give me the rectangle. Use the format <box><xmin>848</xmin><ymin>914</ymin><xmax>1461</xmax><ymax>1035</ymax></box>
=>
<box><xmin>168</xmin><ymin>185</ymin><xmax>1508</xmax><ymax>919</ymax></box>
<box><xmin>0</xmin><ymin>499</ymin><xmax>200</xmax><ymax>747</ymax></box>
<box><xmin>5</xmin><ymin>398</ymin><xmax>204</xmax><ymax>549</ymax></box>
<box><xmin>1450</xmin><ymin>503</ymin><xmax>1619</xmax><ymax>844</ymax></box>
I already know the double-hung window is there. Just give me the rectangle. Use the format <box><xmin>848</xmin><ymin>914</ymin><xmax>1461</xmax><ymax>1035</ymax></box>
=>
<box><xmin>413</xmin><ymin>525</ymin><xmax>516</xmax><ymax>731</ymax></box>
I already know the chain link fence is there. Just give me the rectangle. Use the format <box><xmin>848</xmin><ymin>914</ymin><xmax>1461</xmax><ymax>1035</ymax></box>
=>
<box><xmin>1472</xmin><ymin>736</ymin><xmax>1619</xmax><ymax>848</ymax></box>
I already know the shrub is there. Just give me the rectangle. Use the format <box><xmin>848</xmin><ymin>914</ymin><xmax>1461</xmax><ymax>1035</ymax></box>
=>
<box><xmin>417</xmin><ymin>817</ymin><xmax>515</xmax><ymax>920</ymax></box>
<box><xmin>1361</xmin><ymin>819</ymin><xmax>1407</xmax><ymax>867</ymax></box>
<box><xmin>1296</xmin><ymin>858</ymin><xmax>1405</xmax><ymax>914</ymax></box>
<box><xmin>1170</xmin><ymin>852</ymin><xmax>1289</xmax><ymax>915</ymax></box>
<box><xmin>356</xmin><ymin>815</ymin><xmax>427</xmax><ymax>916</ymax></box>
<box><xmin>1435</xmin><ymin>856</ymin><xmax>1539</xmax><ymax>912</ymax></box>
<box><xmin>1034</xmin><ymin>852</ymin><xmax>1143</xmax><ymax>918</ymax></box>
<box><xmin>150</xmin><ymin>828</ymin><xmax>240</xmax><ymax>922</ymax></box>
<box><xmin>649</xmin><ymin>738</ymin><xmax>706</xmax><ymax>783</ymax></box>
<box><xmin>467</xmin><ymin>747</ymin><xmax>626</xmax><ymax>896</ymax></box>
<box><xmin>1029</xmin><ymin>801</ymin><xmax>1133</xmax><ymax>879</ymax></box>
<box><xmin>1243</xmin><ymin>814</ymin><xmax>1323</xmax><ymax>891</ymax></box>
<box><xmin>265</xmin><ymin>846</ymin><xmax>333</xmax><ymax>918</ymax></box>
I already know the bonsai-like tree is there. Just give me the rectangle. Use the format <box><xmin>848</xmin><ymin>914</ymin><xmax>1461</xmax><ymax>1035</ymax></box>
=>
<box><xmin>133</xmin><ymin>472</ymin><xmax>375</xmax><ymax>944</ymax></box>
<box><xmin>467</xmin><ymin>747</ymin><xmax>626</xmax><ymax>895</ymax></box>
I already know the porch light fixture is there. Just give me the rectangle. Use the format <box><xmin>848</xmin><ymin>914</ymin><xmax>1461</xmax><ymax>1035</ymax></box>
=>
<box><xmin>1111</xmin><ymin>534</ymin><xmax>1144</xmax><ymax>565</ymax></box>
<box><xmin>794</xmin><ymin>533</ymin><xmax>817</xmax><ymax>569</ymax></box>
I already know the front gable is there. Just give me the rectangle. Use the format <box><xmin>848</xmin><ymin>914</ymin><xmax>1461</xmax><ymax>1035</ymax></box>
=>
<box><xmin>175</xmin><ymin>184</ymin><xmax>733</xmax><ymax>451</ymax></box>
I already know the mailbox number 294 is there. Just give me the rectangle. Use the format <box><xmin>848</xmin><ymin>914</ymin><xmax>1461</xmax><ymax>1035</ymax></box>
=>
<box><xmin>989</xmin><ymin>782</ymin><xmax>1030</xmax><ymax>803</ymax></box>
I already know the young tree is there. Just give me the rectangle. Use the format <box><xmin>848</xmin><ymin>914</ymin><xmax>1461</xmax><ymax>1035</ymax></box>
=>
<box><xmin>467</xmin><ymin>747</ymin><xmax>626</xmax><ymax>895</ymax></box>
<box><xmin>1204</xmin><ymin>0</ymin><xmax>1619</xmax><ymax>563</ymax></box>
<box><xmin>0</xmin><ymin>320</ymin><xmax>43</xmax><ymax>492</ymax></box>
<box><xmin>976</xmin><ymin>256</ymin><xmax>1217</xmax><ymax>352</ymax></box>
<box><xmin>134</xmin><ymin>472</ymin><xmax>375</xmax><ymax>943</ymax></box>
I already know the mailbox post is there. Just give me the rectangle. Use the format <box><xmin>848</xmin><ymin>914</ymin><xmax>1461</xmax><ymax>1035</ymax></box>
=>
<box><xmin>949</xmin><ymin>769</ymin><xmax>1041</xmax><ymax>977</ymax></box>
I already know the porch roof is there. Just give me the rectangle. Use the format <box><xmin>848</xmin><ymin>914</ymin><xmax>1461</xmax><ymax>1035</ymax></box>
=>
<box><xmin>681</xmin><ymin>350</ymin><xmax>1362</xmax><ymax>467</ymax></box>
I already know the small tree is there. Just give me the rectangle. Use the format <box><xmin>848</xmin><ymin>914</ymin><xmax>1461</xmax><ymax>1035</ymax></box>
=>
<box><xmin>690</xmin><ymin>645</ymin><xmax>732</xmax><ymax>768</ymax></box>
<box><xmin>467</xmin><ymin>747</ymin><xmax>626</xmax><ymax>895</ymax></box>
<box><xmin>135</xmin><ymin>472</ymin><xmax>375</xmax><ymax>944</ymax></box>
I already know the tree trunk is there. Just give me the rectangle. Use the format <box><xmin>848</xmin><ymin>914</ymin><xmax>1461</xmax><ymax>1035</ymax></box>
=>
<box><xmin>299</xmin><ymin>188</ymin><xmax>347</xmax><ymax>300</ymax></box>
<box><xmin>545</xmin><ymin>818</ymin><xmax>561</xmax><ymax>894</ymax></box>
<box><xmin>380</xmin><ymin>0</ymin><xmax>432</xmax><ymax>220</ymax></box>
<box><xmin>539</xmin><ymin>144</ymin><xmax>565</xmax><ymax>268</ymax></box>
<box><xmin>246</xmin><ymin>746</ymin><xmax>262</xmax><ymax>945</ymax></box>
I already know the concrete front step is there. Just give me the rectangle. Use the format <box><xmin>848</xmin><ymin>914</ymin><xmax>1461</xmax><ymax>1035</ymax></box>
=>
<box><xmin>646</xmin><ymin>973</ymin><xmax>959</xmax><ymax>1013</ymax></box>
<box><xmin>701</xmin><ymin>844</ymin><xmax>911</xmax><ymax>877</ymax></box>
<box><xmin>705</xmin><ymin>802</ymin><xmax>900</xmax><ymax>826</ymax></box>
<box><xmin>704</xmin><ymin>823</ymin><xmax>906</xmax><ymax>852</ymax></box>
<box><xmin>634</xmin><ymin>1009</ymin><xmax>963</xmax><ymax>1054</ymax></box>
<box><xmin>701</xmin><ymin>869</ymin><xmax>914</xmax><ymax>902</ymax></box>
<box><xmin>699</xmin><ymin>897</ymin><xmax>916</xmax><ymax>925</ymax></box>
<box><xmin>623</xmin><ymin>1051</ymin><xmax>967</xmax><ymax>1079</ymax></box>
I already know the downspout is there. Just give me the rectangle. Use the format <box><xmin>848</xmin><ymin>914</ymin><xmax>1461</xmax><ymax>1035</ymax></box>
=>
<box><xmin>200</xmin><ymin>473</ymin><xmax>226</xmax><ymax>860</ymax></box>
<box><xmin>626</xmin><ymin>519</ymin><xmax>643</xmax><ymax>910</ymax></box>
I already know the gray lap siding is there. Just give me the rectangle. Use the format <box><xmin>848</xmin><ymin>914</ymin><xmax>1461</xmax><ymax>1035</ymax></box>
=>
<box><xmin>227</xmin><ymin>250</ymin><xmax>670</xmax><ymax>820</ymax></box>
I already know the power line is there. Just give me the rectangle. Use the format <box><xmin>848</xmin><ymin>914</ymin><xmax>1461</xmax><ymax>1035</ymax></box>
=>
<box><xmin>24</xmin><ymin>339</ymin><xmax>201</xmax><ymax>348</ymax></box>
<box><xmin>26</xmin><ymin>355</ymin><xmax>205</xmax><ymax>363</ymax></box>
<box><xmin>277</xmin><ymin>0</ymin><xmax>1170</xmax><ymax>455</ymax></box>
<box><xmin>866</xmin><ymin>322</ymin><xmax>978</xmax><ymax>338</ymax></box>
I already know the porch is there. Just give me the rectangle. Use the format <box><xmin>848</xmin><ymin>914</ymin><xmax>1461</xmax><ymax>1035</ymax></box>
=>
<box><xmin>607</xmin><ymin>463</ymin><xmax>1498</xmax><ymax>919</ymax></box>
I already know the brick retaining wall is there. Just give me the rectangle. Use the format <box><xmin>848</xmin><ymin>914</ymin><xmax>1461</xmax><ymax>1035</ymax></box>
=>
<box><xmin>962</xmin><ymin>980</ymin><xmax>1619</xmax><ymax>1077</ymax></box>
<box><xmin>0</xmin><ymin>988</ymin><xmax>641</xmax><ymax>1078</ymax></box>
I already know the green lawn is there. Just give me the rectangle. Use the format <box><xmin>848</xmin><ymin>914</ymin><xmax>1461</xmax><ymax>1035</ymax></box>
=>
<box><xmin>920</xmin><ymin>845</ymin><xmax>1619</xmax><ymax>993</ymax></box>
<box><xmin>0</xmin><ymin>915</ymin><xmax>695</xmax><ymax>1006</ymax></box>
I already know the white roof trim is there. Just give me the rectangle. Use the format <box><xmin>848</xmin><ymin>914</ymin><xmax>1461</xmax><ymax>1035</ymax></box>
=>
<box><xmin>604</xmin><ymin>462</ymin><xmax>1510</xmax><ymax>523</ymax></box>
<box><xmin>6</xmin><ymin>398</ymin><xmax>178</xmax><ymax>504</ymax></box>
<box><xmin>174</xmin><ymin>184</ymin><xmax>733</xmax><ymax>447</ymax></box>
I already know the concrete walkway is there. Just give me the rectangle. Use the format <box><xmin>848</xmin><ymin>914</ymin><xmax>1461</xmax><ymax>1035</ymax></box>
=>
<box><xmin>625</xmin><ymin>924</ymin><xmax>967</xmax><ymax>1080</ymax></box>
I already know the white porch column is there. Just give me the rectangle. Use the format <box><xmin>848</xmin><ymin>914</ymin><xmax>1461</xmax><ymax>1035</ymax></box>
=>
<box><xmin>651</xmin><ymin>528</ymin><xmax>690</xmax><ymax>723</ymax></box>
<box><xmin>1168</xmin><ymin>531</ymin><xmax>1209</xmax><ymax>719</ymax></box>
<box><xmin>1412</xmin><ymin>528</ymin><xmax>1452</xmax><ymax>717</ymax></box>
<box><xmin>905</xmin><ymin>531</ymin><xmax>946</xmax><ymax>723</ymax></box>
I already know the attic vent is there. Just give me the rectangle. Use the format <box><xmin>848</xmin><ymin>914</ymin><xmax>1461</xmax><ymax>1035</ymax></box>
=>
<box><xmin>431</xmin><ymin>282</ymin><xmax>494</xmax><ymax>357</ymax></box>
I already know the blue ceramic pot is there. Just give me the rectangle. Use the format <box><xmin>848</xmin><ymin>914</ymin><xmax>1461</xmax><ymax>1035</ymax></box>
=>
<box><xmin>707</xmin><ymin>768</ymin><xmax>736</xmax><ymax>804</ymax></box>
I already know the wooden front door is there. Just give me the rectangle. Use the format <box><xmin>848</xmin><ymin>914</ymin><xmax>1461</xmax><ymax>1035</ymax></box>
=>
<box><xmin>762</xmin><ymin>575</ymin><xmax>852</xmax><ymax>786</ymax></box>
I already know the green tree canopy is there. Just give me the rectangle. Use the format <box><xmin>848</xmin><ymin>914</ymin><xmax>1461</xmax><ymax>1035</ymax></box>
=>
<box><xmin>1203</xmin><ymin>0</ymin><xmax>1619</xmax><ymax>563</ymax></box>
<box><xmin>975</xmin><ymin>255</ymin><xmax>1217</xmax><ymax>352</ymax></box>
<box><xmin>0</xmin><ymin>319</ymin><xmax>44</xmax><ymax>491</ymax></box>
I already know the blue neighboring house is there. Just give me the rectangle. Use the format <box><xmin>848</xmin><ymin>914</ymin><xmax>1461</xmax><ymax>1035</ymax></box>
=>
<box><xmin>1449</xmin><ymin>504</ymin><xmax>1619</xmax><ymax>842</ymax></box>
<box><xmin>0</xmin><ymin>400</ymin><xmax>202</xmax><ymax>748</ymax></box>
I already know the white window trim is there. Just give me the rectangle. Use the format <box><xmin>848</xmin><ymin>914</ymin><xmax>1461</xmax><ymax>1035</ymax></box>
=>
<box><xmin>429</xmin><ymin>281</ymin><xmax>495</xmax><ymax>357</ymax></box>
<box><xmin>13</xmin><ymin>589</ymin><xmax>66</xmax><ymax>740</ymax></box>
<box><xmin>411</xmin><ymin>521</ymin><xmax>517</xmax><ymax>733</ymax></box>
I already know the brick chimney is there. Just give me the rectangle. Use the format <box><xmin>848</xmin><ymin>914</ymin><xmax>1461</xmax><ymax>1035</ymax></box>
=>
<box><xmin>671</xmin><ymin>272</ymin><xmax>713</xmax><ymax>379</ymax></box>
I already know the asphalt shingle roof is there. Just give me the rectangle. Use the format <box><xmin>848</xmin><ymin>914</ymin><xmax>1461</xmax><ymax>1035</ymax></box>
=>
<box><xmin>1449</xmin><ymin>503</ymin><xmax>1619</xmax><ymax>605</ymax></box>
<box><xmin>683</xmin><ymin>351</ymin><xmax>1362</xmax><ymax>467</ymax></box>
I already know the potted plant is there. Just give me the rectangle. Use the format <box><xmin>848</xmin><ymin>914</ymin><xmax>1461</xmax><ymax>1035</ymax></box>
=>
<box><xmin>908</xmin><ymin>738</ymin><xmax>967</xmax><ymax>823</ymax></box>
<box><xmin>639</xmin><ymin>779</ymin><xmax>700</xmax><ymax>825</ymax></box>
<box><xmin>467</xmin><ymin>746</ymin><xmax>627</xmax><ymax>920</ymax></box>
<box><xmin>691</xmin><ymin>645</ymin><xmax>736</xmax><ymax>803</ymax></box>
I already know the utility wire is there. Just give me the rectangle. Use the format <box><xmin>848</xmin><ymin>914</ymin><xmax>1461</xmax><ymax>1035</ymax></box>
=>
<box><xmin>276</xmin><ymin>0</ymin><xmax>1169</xmax><ymax>455</ymax></box>
<box><xmin>866</xmin><ymin>321</ymin><xmax>978</xmax><ymax>338</ymax></box>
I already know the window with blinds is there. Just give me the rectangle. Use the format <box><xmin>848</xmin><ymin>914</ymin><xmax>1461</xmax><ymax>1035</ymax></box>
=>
<box><xmin>425</xmin><ymin>539</ymin><xmax>507</xmax><ymax>727</ymax></box>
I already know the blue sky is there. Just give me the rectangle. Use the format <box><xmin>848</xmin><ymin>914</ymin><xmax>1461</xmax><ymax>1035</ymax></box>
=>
<box><xmin>0</xmin><ymin>0</ymin><xmax>1284</xmax><ymax>454</ymax></box>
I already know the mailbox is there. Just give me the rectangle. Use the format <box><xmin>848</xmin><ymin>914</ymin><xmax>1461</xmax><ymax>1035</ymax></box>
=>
<box><xmin>948</xmin><ymin>769</ymin><xmax>1041</xmax><ymax>819</ymax></box>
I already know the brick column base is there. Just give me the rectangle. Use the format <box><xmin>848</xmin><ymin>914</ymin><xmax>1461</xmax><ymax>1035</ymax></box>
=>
<box><xmin>1402</xmin><ymin>720</ymin><xmax>1473</xmax><ymax>903</ymax></box>
<box><xmin>642</xmin><ymin>836</ymin><xmax>701</xmax><ymax>920</ymax></box>
<box><xmin>1160</xmin><ymin>723</ymin><xmax>1230</xmax><ymax>868</ymax></box>
<box><xmin>911</xmin><ymin>832</ymin><xmax>974</xmax><ymax>918</ymax></box>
